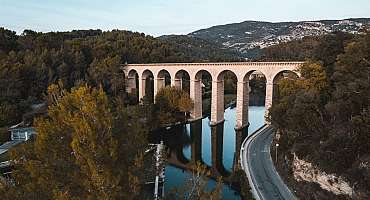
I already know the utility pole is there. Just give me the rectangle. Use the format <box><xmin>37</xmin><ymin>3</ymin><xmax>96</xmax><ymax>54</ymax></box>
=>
<box><xmin>154</xmin><ymin>141</ymin><xmax>165</xmax><ymax>200</ymax></box>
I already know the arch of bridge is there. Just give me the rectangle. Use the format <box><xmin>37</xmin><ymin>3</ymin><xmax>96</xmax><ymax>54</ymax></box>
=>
<box><xmin>175</xmin><ymin>70</ymin><xmax>190</xmax><ymax>79</ymax></box>
<box><xmin>128</xmin><ymin>69</ymin><xmax>138</xmax><ymax>78</ymax></box>
<box><xmin>142</xmin><ymin>69</ymin><xmax>154</xmax><ymax>79</ymax></box>
<box><xmin>156</xmin><ymin>69</ymin><xmax>171</xmax><ymax>79</ymax></box>
<box><xmin>123</xmin><ymin>62</ymin><xmax>303</xmax><ymax>127</ymax></box>
<box><xmin>124</xmin><ymin>62</ymin><xmax>301</xmax><ymax>84</ymax></box>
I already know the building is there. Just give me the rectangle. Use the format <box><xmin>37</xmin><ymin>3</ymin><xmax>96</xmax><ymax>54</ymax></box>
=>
<box><xmin>9</xmin><ymin>123</ymin><xmax>36</xmax><ymax>141</ymax></box>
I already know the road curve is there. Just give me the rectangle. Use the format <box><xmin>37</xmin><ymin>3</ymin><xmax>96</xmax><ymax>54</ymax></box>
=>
<box><xmin>240</xmin><ymin>125</ymin><xmax>297</xmax><ymax>200</ymax></box>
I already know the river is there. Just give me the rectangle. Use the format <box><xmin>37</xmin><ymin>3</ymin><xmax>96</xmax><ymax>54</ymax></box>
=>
<box><xmin>150</xmin><ymin>106</ymin><xmax>265</xmax><ymax>199</ymax></box>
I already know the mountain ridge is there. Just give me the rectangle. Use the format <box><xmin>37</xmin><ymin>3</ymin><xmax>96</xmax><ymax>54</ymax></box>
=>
<box><xmin>161</xmin><ymin>18</ymin><xmax>370</xmax><ymax>59</ymax></box>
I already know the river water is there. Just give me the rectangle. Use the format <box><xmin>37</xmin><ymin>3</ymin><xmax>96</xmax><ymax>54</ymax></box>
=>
<box><xmin>150</xmin><ymin>106</ymin><xmax>265</xmax><ymax>199</ymax></box>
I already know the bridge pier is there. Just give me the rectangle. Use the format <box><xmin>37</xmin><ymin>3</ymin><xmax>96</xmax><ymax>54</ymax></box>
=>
<box><xmin>154</xmin><ymin>77</ymin><xmax>166</xmax><ymax>102</ymax></box>
<box><xmin>190</xmin><ymin>79</ymin><xmax>202</xmax><ymax>120</ymax></box>
<box><xmin>139</xmin><ymin>75</ymin><xmax>145</xmax><ymax>101</ymax></box>
<box><xmin>172</xmin><ymin>78</ymin><xmax>182</xmax><ymax>88</ymax></box>
<box><xmin>235</xmin><ymin>80</ymin><xmax>249</xmax><ymax>129</ymax></box>
<box><xmin>157</xmin><ymin>77</ymin><xmax>166</xmax><ymax>91</ymax></box>
<box><xmin>233</xmin><ymin>128</ymin><xmax>248</xmax><ymax>172</ymax></box>
<box><xmin>153</xmin><ymin>78</ymin><xmax>157</xmax><ymax>102</ymax></box>
<box><xmin>211</xmin><ymin>123</ymin><xmax>229</xmax><ymax>176</ymax></box>
<box><xmin>210</xmin><ymin>80</ymin><xmax>224</xmax><ymax>126</ymax></box>
<box><xmin>264</xmin><ymin>80</ymin><xmax>274</xmax><ymax>123</ymax></box>
<box><xmin>126</xmin><ymin>77</ymin><xmax>136</xmax><ymax>94</ymax></box>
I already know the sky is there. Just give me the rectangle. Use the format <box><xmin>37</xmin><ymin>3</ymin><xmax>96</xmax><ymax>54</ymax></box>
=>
<box><xmin>1</xmin><ymin>0</ymin><xmax>370</xmax><ymax>36</ymax></box>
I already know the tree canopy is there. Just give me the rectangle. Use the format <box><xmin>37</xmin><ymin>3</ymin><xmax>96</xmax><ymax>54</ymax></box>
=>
<box><xmin>155</xmin><ymin>86</ymin><xmax>194</xmax><ymax>126</ymax></box>
<box><xmin>269</xmin><ymin>32</ymin><xmax>370</xmax><ymax>197</ymax></box>
<box><xmin>0</xmin><ymin>28</ymin><xmax>238</xmax><ymax>127</ymax></box>
<box><xmin>0</xmin><ymin>84</ymin><xmax>148</xmax><ymax>200</ymax></box>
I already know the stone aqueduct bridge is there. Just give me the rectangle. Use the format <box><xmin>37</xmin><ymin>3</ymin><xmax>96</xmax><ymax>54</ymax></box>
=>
<box><xmin>123</xmin><ymin>62</ymin><xmax>303</xmax><ymax>129</ymax></box>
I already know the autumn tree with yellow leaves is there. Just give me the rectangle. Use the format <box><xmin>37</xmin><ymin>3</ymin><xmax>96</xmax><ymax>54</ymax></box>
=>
<box><xmin>0</xmin><ymin>84</ymin><xmax>147</xmax><ymax>200</ymax></box>
<box><xmin>155</xmin><ymin>86</ymin><xmax>194</xmax><ymax>126</ymax></box>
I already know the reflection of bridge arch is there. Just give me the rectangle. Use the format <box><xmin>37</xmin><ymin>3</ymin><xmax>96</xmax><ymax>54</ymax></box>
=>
<box><xmin>211</xmin><ymin>123</ymin><xmax>230</xmax><ymax>177</ymax></box>
<box><xmin>190</xmin><ymin>120</ymin><xmax>202</xmax><ymax>163</ymax></box>
<box><xmin>168</xmin><ymin>121</ymin><xmax>231</xmax><ymax>177</ymax></box>
<box><xmin>160</xmin><ymin>111</ymin><xmax>253</xmax><ymax>179</ymax></box>
<box><xmin>123</xmin><ymin>62</ymin><xmax>302</xmax><ymax>128</ymax></box>
<box><xmin>168</xmin><ymin>120</ymin><xmax>250</xmax><ymax>178</ymax></box>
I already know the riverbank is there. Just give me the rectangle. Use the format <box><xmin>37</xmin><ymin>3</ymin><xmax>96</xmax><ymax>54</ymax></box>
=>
<box><xmin>271</xmin><ymin>132</ymin><xmax>352</xmax><ymax>200</ymax></box>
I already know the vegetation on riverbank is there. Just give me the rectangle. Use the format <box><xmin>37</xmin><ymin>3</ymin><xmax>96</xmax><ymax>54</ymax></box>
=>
<box><xmin>167</xmin><ymin>161</ymin><xmax>223</xmax><ymax>200</ymax></box>
<box><xmin>230</xmin><ymin>169</ymin><xmax>254</xmax><ymax>200</ymax></box>
<box><xmin>154</xmin><ymin>86</ymin><xmax>194</xmax><ymax>126</ymax></box>
<box><xmin>269</xmin><ymin>32</ymin><xmax>370</xmax><ymax>199</ymax></box>
<box><xmin>0</xmin><ymin>84</ymin><xmax>149</xmax><ymax>199</ymax></box>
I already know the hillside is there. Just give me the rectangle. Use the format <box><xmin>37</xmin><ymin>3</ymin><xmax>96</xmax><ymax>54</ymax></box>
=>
<box><xmin>159</xmin><ymin>35</ymin><xmax>242</xmax><ymax>62</ymax></box>
<box><xmin>269</xmin><ymin>32</ymin><xmax>370</xmax><ymax>199</ymax></box>
<box><xmin>181</xmin><ymin>18</ymin><xmax>370</xmax><ymax>58</ymax></box>
<box><xmin>0</xmin><ymin>28</ymin><xmax>242</xmax><ymax>127</ymax></box>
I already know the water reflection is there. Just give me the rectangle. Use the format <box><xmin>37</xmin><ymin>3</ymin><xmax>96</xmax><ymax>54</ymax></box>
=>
<box><xmin>149</xmin><ymin>106</ymin><xmax>265</xmax><ymax>200</ymax></box>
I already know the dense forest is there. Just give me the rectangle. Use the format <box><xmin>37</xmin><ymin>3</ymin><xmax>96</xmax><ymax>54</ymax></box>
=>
<box><xmin>260</xmin><ymin>31</ymin><xmax>355</xmax><ymax>61</ymax></box>
<box><xmin>2</xmin><ymin>26</ymin><xmax>368</xmax><ymax>199</ymax></box>
<box><xmin>0</xmin><ymin>28</ymin><xmax>240</xmax><ymax>199</ymax></box>
<box><xmin>0</xmin><ymin>28</ymin><xmax>241</xmax><ymax>127</ymax></box>
<box><xmin>159</xmin><ymin>35</ymin><xmax>242</xmax><ymax>62</ymax></box>
<box><xmin>269</xmin><ymin>32</ymin><xmax>370</xmax><ymax>199</ymax></box>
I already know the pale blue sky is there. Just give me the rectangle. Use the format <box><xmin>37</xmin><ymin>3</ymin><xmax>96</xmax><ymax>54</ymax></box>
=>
<box><xmin>1</xmin><ymin>0</ymin><xmax>369</xmax><ymax>36</ymax></box>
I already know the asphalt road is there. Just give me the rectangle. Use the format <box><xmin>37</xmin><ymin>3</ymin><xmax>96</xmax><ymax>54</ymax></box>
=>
<box><xmin>0</xmin><ymin>140</ymin><xmax>23</xmax><ymax>155</ymax></box>
<box><xmin>241</xmin><ymin>126</ymin><xmax>297</xmax><ymax>200</ymax></box>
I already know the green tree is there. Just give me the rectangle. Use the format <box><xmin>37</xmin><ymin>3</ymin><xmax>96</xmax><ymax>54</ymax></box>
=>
<box><xmin>0</xmin><ymin>27</ymin><xmax>18</xmax><ymax>55</ymax></box>
<box><xmin>87</xmin><ymin>55</ymin><xmax>125</xmax><ymax>96</ymax></box>
<box><xmin>178</xmin><ymin>92</ymin><xmax>194</xmax><ymax>114</ymax></box>
<box><xmin>269</xmin><ymin>32</ymin><xmax>370</xmax><ymax>198</ymax></box>
<box><xmin>1</xmin><ymin>84</ymin><xmax>147</xmax><ymax>200</ymax></box>
<box><xmin>155</xmin><ymin>86</ymin><xmax>194</xmax><ymax>125</ymax></box>
<box><xmin>230</xmin><ymin>169</ymin><xmax>254</xmax><ymax>200</ymax></box>
<box><xmin>0</xmin><ymin>101</ymin><xmax>20</xmax><ymax>127</ymax></box>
